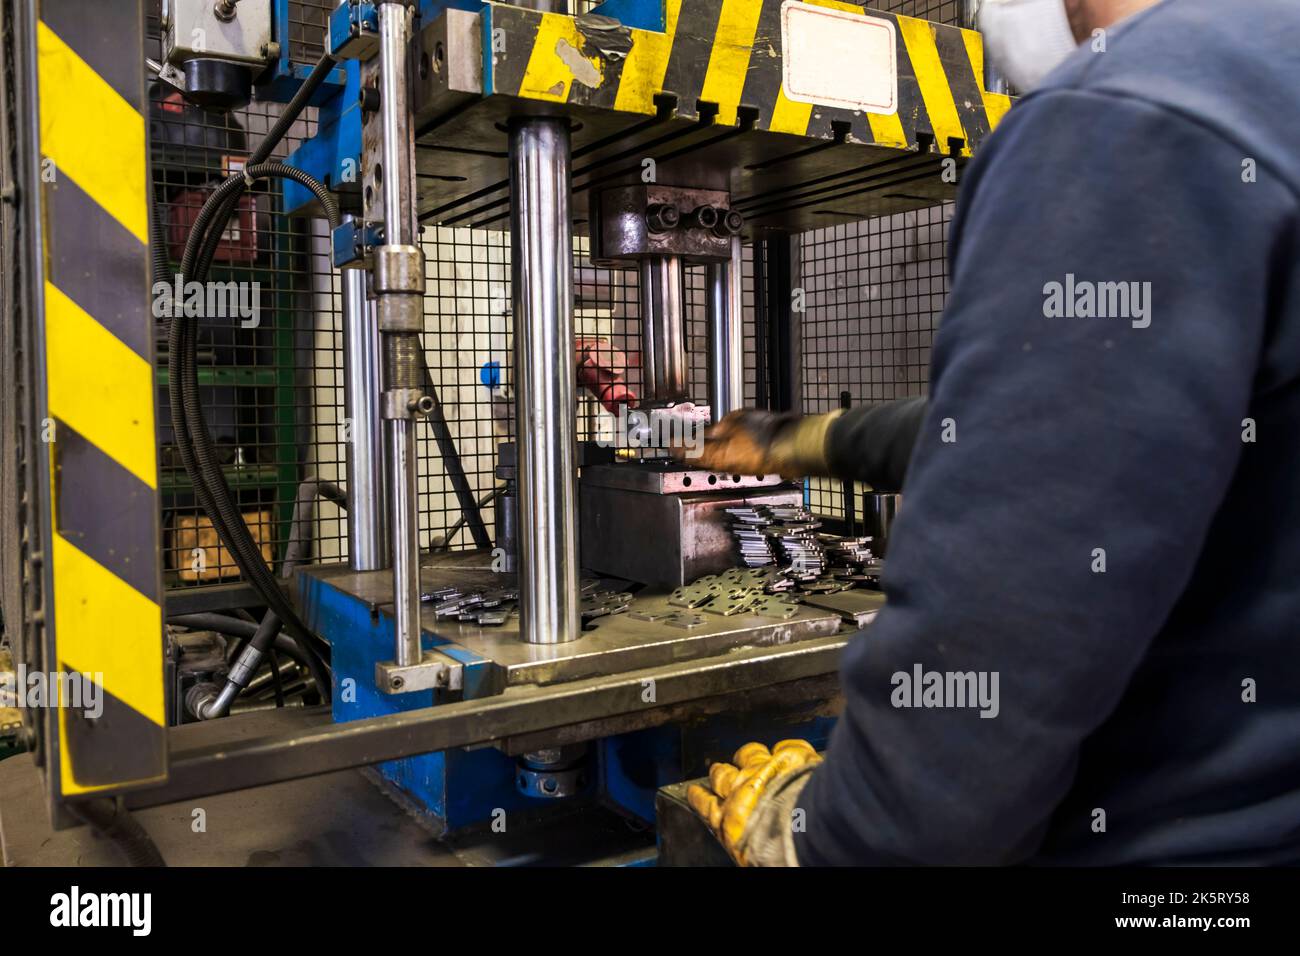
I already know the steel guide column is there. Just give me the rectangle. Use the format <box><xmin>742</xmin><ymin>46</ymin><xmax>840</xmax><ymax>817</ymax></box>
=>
<box><xmin>705</xmin><ymin>236</ymin><xmax>745</xmax><ymax>419</ymax></box>
<box><xmin>375</xmin><ymin>1</ymin><xmax>429</xmax><ymax>668</ymax></box>
<box><xmin>509</xmin><ymin>116</ymin><xmax>580</xmax><ymax>645</ymax></box>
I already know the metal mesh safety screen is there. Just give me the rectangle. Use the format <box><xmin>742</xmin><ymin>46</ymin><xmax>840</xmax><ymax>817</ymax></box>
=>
<box><xmin>150</xmin><ymin>1</ymin><xmax>340</xmax><ymax>590</ymax></box>
<box><xmin>799</xmin><ymin>0</ymin><xmax>960</xmax><ymax>522</ymax></box>
<box><xmin>151</xmin><ymin>0</ymin><xmax>960</xmax><ymax>593</ymax></box>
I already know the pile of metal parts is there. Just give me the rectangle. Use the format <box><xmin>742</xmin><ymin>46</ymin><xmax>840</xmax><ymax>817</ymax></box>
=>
<box><xmin>668</xmin><ymin>567</ymin><xmax>801</xmax><ymax>621</ymax></box>
<box><xmin>662</xmin><ymin>503</ymin><xmax>889</xmax><ymax>621</ymax></box>
<box><xmin>422</xmin><ymin>579</ymin><xmax>634</xmax><ymax>627</ymax></box>
<box><xmin>726</xmin><ymin>504</ymin><xmax>829</xmax><ymax>577</ymax></box>
<box><xmin>424</xmin><ymin>585</ymin><xmax>520</xmax><ymax>626</ymax></box>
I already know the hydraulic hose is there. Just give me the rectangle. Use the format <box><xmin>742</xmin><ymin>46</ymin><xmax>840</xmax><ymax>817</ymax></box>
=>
<box><xmin>164</xmin><ymin>53</ymin><xmax>340</xmax><ymax>714</ymax></box>
<box><xmin>168</xmin><ymin>161</ymin><xmax>339</xmax><ymax>697</ymax></box>
<box><xmin>150</xmin><ymin>196</ymin><xmax>169</xmax><ymax>290</ymax></box>
<box><xmin>168</xmin><ymin>612</ymin><xmax>258</xmax><ymax>640</ymax></box>
<box><xmin>68</xmin><ymin>799</ymin><xmax>167</xmax><ymax>867</ymax></box>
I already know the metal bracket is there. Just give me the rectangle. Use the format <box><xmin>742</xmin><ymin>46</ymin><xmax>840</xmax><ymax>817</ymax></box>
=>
<box><xmin>332</xmin><ymin>218</ymin><xmax>383</xmax><ymax>268</ymax></box>
<box><xmin>376</xmin><ymin>648</ymin><xmax>464</xmax><ymax>694</ymax></box>
<box><xmin>382</xmin><ymin>387</ymin><xmax>434</xmax><ymax>420</ymax></box>
<box><xmin>329</xmin><ymin>1</ymin><xmax>381</xmax><ymax>61</ymax></box>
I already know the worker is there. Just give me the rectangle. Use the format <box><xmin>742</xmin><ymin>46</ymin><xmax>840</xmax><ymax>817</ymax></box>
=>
<box><xmin>684</xmin><ymin>0</ymin><xmax>1300</xmax><ymax>865</ymax></box>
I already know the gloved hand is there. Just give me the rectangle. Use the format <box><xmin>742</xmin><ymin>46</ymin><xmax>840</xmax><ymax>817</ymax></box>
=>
<box><xmin>686</xmin><ymin>739</ymin><xmax>822</xmax><ymax>866</ymax></box>
<box><xmin>674</xmin><ymin>409</ymin><xmax>843</xmax><ymax>479</ymax></box>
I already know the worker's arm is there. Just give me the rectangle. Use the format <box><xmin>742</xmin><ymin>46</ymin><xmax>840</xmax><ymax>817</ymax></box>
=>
<box><xmin>791</xmin><ymin>88</ymin><xmax>1294</xmax><ymax>865</ymax></box>
<box><xmin>686</xmin><ymin>397</ymin><xmax>926</xmax><ymax>490</ymax></box>
<box><xmin>825</xmin><ymin>397</ymin><xmax>927</xmax><ymax>491</ymax></box>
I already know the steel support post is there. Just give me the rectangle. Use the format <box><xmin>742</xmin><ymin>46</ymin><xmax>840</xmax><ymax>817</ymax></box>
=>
<box><xmin>705</xmin><ymin>236</ymin><xmax>745</xmax><ymax>419</ymax></box>
<box><xmin>509</xmin><ymin>117</ymin><xmax>580</xmax><ymax>645</ymax></box>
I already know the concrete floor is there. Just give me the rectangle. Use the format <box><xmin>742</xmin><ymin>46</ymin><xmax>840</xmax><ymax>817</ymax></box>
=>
<box><xmin>0</xmin><ymin>753</ymin><xmax>460</xmax><ymax>866</ymax></box>
<box><xmin>0</xmin><ymin>753</ymin><xmax>657</xmax><ymax>867</ymax></box>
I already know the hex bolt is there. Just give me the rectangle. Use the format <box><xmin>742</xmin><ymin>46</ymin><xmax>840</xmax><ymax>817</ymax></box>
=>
<box><xmin>714</xmin><ymin>209</ymin><xmax>745</xmax><ymax>238</ymax></box>
<box><xmin>689</xmin><ymin>205</ymin><xmax>720</xmax><ymax>231</ymax></box>
<box><xmin>645</xmin><ymin>203</ymin><xmax>680</xmax><ymax>234</ymax></box>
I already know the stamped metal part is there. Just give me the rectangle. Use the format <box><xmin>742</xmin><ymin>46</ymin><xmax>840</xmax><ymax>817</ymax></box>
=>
<box><xmin>628</xmin><ymin>609</ymin><xmax>676</xmax><ymax>622</ymax></box>
<box><xmin>750</xmin><ymin>597</ymin><xmax>801</xmax><ymax>620</ymax></box>
<box><xmin>661</xmin><ymin>613</ymin><xmax>707</xmax><ymax>630</ymax></box>
<box><xmin>580</xmin><ymin>589</ymin><xmax>635</xmax><ymax>620</ymax></box>
<box><xmin>668</xmin><ymin>584</ymin><xmax>716</xmax><ymax>609</ymax></box>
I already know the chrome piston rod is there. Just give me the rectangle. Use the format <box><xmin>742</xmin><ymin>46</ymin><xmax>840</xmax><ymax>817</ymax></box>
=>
<box><xmin>639</xmin><ymin>255</ymin><xmax>690</xmax><ymax>405</ymax></box>
<box><xmin>341</xmin><ymin>252</ymin><xmax>389</xmax><ymax>570</ymax></box>
<box><xmin>375</xmin><ymin>1</ymin><xmax>428</xmax><ymax>668</ymax></box>
<box><xmin>509</xmin><ymin>117</ymin><xmax>580</xmax><ymax>645</ymax></box>
<box><xmin>705</xmin><ymin>236</ymin><xmax>745</xmax><ymax>420</ymax></box>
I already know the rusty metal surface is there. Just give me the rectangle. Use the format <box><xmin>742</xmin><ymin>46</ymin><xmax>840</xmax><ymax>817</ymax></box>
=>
<box><xmin>302</xmin><ymin>552</ymin><xmax>845</xmax><ymax>687</ymax></box>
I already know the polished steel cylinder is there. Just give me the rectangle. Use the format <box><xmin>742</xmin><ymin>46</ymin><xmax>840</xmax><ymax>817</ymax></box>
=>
<box><xmin>377</xmin><ymin>1</ymin><xmax>425</xmax><ymax>666</ymax></box>
<box><xmin>705</xmin><ymin>237</ymin><xmax>745</xmax><ymax>420</ymax></box>
<box><xmin>377</xmin><ymin>2</ymin><xmax>417</xmax><ymax>245</ymax></box>
<box><xmin>389</xmin><ymin>417</ymin><xmax>422</xmax><ymax>666</ymax></box>
<box><xmin>866</xmin><ymin>492</ymin><xmax>901</xmax><ymax>558</ymax></box>
<box><xmin>509</xmin><ymin>117</ymin><xmax>580</xmax><ymax>645</ymax></box>
<box><xmin>639</xmin><ymin>255</ymin><xmax>689</xmax><ymax>404</ymax></box>
<box><xmin>342</xmin><ymin>261</ymin><xmax>390</xmax><ymax>570</ymax></box>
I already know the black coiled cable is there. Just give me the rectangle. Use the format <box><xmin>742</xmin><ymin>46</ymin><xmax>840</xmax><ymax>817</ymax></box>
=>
<box><xmin>168</xmin><ymin>162</ymin><xmax>338</xmax><ymax>698</ymax></box>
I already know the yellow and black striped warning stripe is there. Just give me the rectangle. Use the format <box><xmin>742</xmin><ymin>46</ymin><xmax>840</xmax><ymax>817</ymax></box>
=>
<box><xmin>488</xmin><ymin>0</ymin><xmax>1011</xmax><ymax>155</ymax></box>
<box><xmin>35</xmin><ymin>0</ymin><xmax>166</xmax><ymax>796</ymax></box>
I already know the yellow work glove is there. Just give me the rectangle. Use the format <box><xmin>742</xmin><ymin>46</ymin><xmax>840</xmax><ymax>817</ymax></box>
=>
<box><xmin>674</xmin><ymin>409</ymin><xmax>842</xmax><ymax>479</ymax></box>
<box><xmin>686</xmin><ymin>739</ymin><xmax>822</xmax><ymax>866</ymax></box>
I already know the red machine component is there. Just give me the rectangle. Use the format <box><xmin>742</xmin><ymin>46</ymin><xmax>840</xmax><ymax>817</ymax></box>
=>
<box><xmin>576</xmin><ymin>337</ymin><xmax>636</xmax><ymax>414</ymax></box>
<box><xmin>168</xmin><ymin>185</ymin><xmax>258</xmax><ymax>265</ymax></box>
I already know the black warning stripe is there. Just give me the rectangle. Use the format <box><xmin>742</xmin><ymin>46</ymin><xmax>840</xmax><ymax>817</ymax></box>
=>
<box><xmin>884</xmin><ymin>12</ymin><xmax>927</xmax><ymax>149</ymax></box>
<box><xmin>659</xmin><ymin>0</ymin><xmax>725</xmax><ymax>120</ymax></box>
<box><xmin>36</xmin><ymin>0</ymin><xmax>167</xmax><ymax>798</ymax></box>
<box><xmin>736</xmin><ymin>0</ymin><xmax>785</xmax><ymax>129</ymax></box>
<box><xmin>486</xmin><ymin>2</ymin><xmax>1009</xmax><ymax>156</ymax></box>
<box><xmin>43</xmin><ymin>169</ymin><xmax>153</xmax><ymax>361</ymax></box>
<box><xmin>53</xmin><ymin>422</ymin><xmax>161</xmax><ymax>600</ymax></box>
<box><xmin>485</xmin><ymin>5</ymin><xmax>544</xmax><ymax>98</ymax></box>
<box><xmin>58</xmin><ymin>673</ymin><xmax>167</xmax><ymax>788</ymax></box>
<box><xmin>40</xmin><ymin>0</ymin><xmax>145</xmax><ymax>113</ymax></box>
<box><xmin>936</xmin><ymin>23</ymin><xmax>992</xmax><ymax>146</ymax></box>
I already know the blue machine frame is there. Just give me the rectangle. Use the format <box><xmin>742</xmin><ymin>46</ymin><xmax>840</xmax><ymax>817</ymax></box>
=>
<box><xmin>301</xmin><ymin>570</ymin><xmax>836</xmax><ymax>835</ymax></box>
<box><xmin>271</xmin><ymin>0</ymin><xmax>842</xmax><ymax>845</ymax></box>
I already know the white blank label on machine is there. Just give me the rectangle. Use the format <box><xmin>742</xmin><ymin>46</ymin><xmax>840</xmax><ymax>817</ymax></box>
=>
<box><xmin>780</xmin><ymin>1</ymin><xmax>898</xmax><ymax>116</ymax></box>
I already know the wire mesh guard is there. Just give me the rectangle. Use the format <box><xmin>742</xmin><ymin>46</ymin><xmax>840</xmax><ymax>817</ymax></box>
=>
<box><xmin>152</xmin><ymin>0</ymin><xmax>958</xmax><ymax>592</ymax></box>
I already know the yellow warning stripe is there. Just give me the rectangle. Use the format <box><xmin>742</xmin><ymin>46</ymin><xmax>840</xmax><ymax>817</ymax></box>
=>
<box><xmin>512</xmin><ymin>4</ymin><xmax>1001</xmax><ymax>150</ymax></box>
<box><xmin>518</xmin><ymin>11</ymin><xmax>605</xmax><ymax>103</ymax></box>
<box><xmin>52</xmin><ymin>535</ymin><xmax>164</xmax><ymax>795</ymax></box>
<box><xmin>36</xmin><ymin>21</ymin><xmax>148</xmax><ymax>244</ymax></box>
<box><xmin>768</xmin><ymin>87</ymin><xmax>811</xmax><ymax>136</ymax></box>
<box><xmin>896</xmin><ymin>15</ymin><xmax>968</xmax><ymax>153</ymax></box>
<box><xmin>38</xmin><ymin>10</ymin><xmax>164</xmax><ymax>800</ymax></box>
<box><xmin>698</xmin><ymin>0</ymin><xmax>765</xmax><ymax>126</ymax></box>
<box><xmin>614</xmin><ymin>0</ymin><xmax>683</xmax><ymax>115</ymax></box>
<box><xmin>865</xmin><ymin>109</ymin><xmax>909</xmax><ymax>149</ymax></box>
<box><xmin>49</xmin><ymin>535</ymin><xmax>163</xmax><ymax>724</ymax></box>
<box><xmin>44</xmin><ymin>282</ymin><xmax>157</xmax><ymax>489</ymax></box>
<box><xmin>960</xmin><ymin>27</ymin><xmax>1012</xmax><ymax>130</ymax></box>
